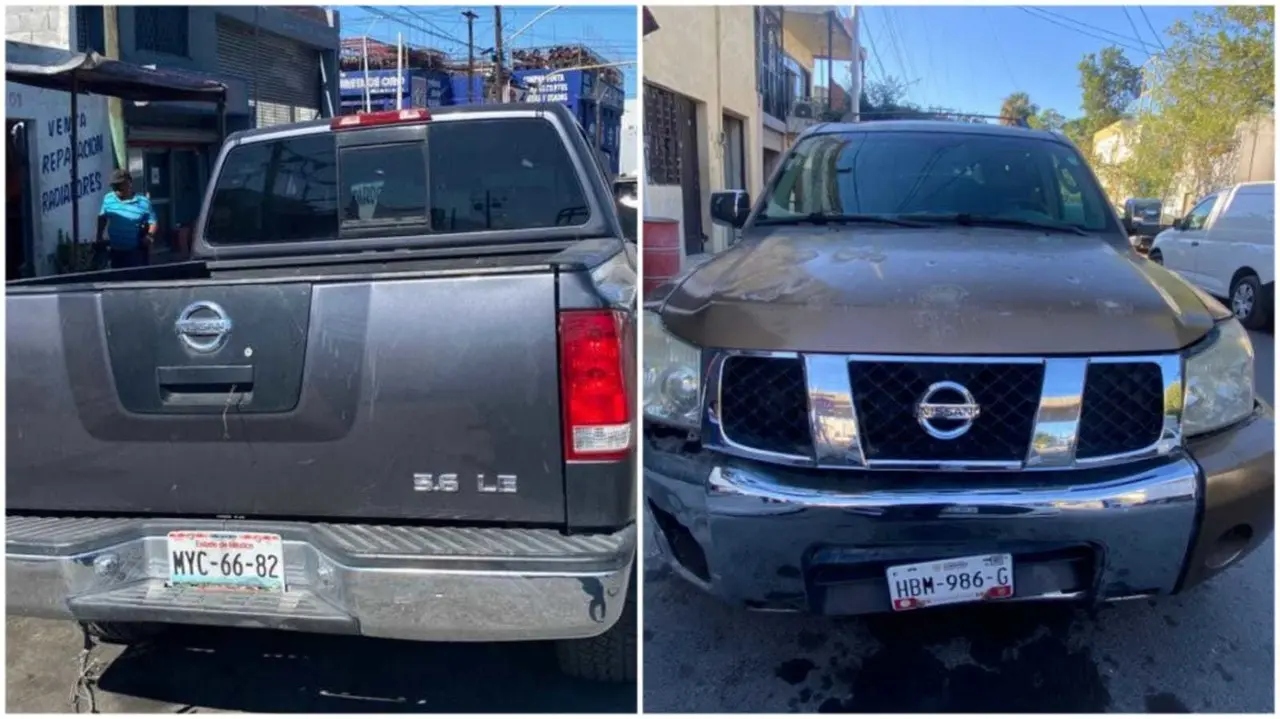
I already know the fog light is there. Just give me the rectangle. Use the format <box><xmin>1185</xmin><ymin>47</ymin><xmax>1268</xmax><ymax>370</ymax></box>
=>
<box><xmin>1205</xmin><ymin>524</ymin><xmax>1253</xmax><ymax>570</ymax></box>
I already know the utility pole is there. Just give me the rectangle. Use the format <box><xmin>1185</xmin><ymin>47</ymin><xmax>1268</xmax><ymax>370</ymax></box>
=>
<box><xmin>493</xmin><ymin>6</ymin><xmax>505</xmax><ymax>103</ymax></box>
<box><xmin>463</xmin><ymin>10</ymin><xmax>478</xmax><ymax>104</ymax></box>
<box><xmin>850</xmin><ymin>5</ymin><xmax>861</xmax><ymax>122</ymax></box>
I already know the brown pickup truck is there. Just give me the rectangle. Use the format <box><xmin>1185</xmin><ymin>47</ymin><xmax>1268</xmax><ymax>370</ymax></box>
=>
<box><xmin>643</xmin><ymin>120</ymin><xmax>1272</xmax><ymax>617</ymax></box>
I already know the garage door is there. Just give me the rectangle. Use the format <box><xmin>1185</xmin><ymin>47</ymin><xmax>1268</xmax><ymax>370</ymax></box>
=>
<box><xmin>217</xmin><ymin>17</ymin><xmax>321</xmax><ymax>128</ymax></box>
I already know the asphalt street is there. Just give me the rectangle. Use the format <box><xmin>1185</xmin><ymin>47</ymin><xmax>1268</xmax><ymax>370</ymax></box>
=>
<box><xmin>643</xmin><ymin>330</ymin><xmax>1275</xmax><ymax>713</ymax></box>
<box><xmin>6</xmin><ymin>620</ymin><xmax>636</xmax><ymax>713</ymax></box>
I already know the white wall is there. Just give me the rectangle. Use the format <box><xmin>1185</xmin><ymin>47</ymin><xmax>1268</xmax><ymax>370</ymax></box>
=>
<box><xmin>620</xmin><ymin>97</ymin><xmax>639</xmax><ymax>178</ymax></box>
<box><xmin>7</xmin><ymin>82</ymin><xmax>113</xmax><ymax>276</ymax></box>
<box><xmin>6</xmin><ymin>5</ymin><xmax>73</xmax><ymax>48</ymax></box>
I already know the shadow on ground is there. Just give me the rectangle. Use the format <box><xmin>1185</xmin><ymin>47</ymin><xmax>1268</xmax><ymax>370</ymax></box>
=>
<box><xmin>94</xmin><ymin>625</ymin><xmax>634</xmax><ymax>713</ymax></box>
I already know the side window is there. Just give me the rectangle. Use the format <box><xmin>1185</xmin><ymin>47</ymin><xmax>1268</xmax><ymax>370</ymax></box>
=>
<box><xmin>426</xmin><ymin>118</ymin><xmax>590</xmax><ymax>232</ymax></box>
<box><xmin>205</xmin><ymin>134</ymin><xmax>337</xmax><ymax>245</ymax></box>
<box><xmin>1186</xmin><ymin>194</ymin><xmax>1218</xmax><ymax>230</ymax></box>
<box><xmin>339</xmin><ymin>144</ymin><xmax>428</xmax><ymax>226</ymax></box>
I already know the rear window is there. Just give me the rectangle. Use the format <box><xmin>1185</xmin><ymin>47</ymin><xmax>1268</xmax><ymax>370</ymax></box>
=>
<box><xmin>204</xmin><ymin>117</ymin><xmax>591</xmax><ymax>245</ymax></box>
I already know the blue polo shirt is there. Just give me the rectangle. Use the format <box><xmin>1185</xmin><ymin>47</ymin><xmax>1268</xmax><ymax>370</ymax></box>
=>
<box><xmin>100</xmin><ymin>192</ymin><xmax>156</xmax><ymax>249</ymax></box>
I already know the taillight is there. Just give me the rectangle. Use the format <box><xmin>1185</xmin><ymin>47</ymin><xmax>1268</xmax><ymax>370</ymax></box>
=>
<box><xmin>559</xmin><ymin>310</ymin><xmax>632</xmax><ymax>462</ymax></box>
<box><xmin>330</xmin><ymin>108</ymin><xmax>431</xmax><ymax>130</ymax></box>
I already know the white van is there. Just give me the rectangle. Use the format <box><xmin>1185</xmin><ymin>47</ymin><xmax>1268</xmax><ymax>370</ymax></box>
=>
<box><xmin>1150</xmin><ymin>181</ymin><xmax>1274</xmax><ymax>329</ymax></box>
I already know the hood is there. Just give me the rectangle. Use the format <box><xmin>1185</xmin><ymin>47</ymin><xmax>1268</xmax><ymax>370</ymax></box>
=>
<box><xmin>659</xmin><ymin>227</ymin><xmax>1217</xmax><ymax>356</ymax></box>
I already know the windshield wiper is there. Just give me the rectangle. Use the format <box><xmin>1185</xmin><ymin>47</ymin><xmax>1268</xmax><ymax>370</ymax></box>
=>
<box><xmin>755</xmin><ymin>212</ymin><xmax>931</xmax><ymax>228</ymax></box>
<box><xmin>898</xmin><ymin>213</ymin><xmax>1091</xmax><ymax>236</ymax></box>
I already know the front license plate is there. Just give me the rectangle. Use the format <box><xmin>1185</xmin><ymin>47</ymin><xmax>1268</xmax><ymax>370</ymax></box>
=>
<box><xmin>167</xmin><ymin>531</ymin><xmax>286</xmax><ymax>591</ymax></box>
<box><xmin>886</xmin><ymin>553</ymin><xmax>1013</xmax><ymax>611</ymax></box>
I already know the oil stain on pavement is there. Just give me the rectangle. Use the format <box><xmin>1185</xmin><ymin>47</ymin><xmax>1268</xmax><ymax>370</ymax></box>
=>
<box><xmin>643</xmin><ymin>524</ymin><xmax>1273</xmax><ymax>714</ymax></box>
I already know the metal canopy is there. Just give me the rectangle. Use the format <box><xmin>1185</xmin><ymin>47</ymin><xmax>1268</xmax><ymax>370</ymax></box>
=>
<box><xmin>5</xmin><ymin>42</ymin><xmax>228</xmax><ymax>103</ymax></box>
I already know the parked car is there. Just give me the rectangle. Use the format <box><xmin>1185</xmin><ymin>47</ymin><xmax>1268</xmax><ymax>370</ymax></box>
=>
<box><xmin>1121</xmin><ymin>197</ymin><xmax>1163</xmax><ymax>252</ymax></box>
<box><xmin>1150</xmin><ymin>181</ymin><xmax>1274</xmax><ymax>329</ymax></box>
<box><xmin>7</xmin><ymin>103</ymin><xmax>637</xmax><ymax>682</ymax></box>
<box><xmin>644</xmin><ymin>120</ymin><xmax>1272</xmax><ymax>620</ymax></box>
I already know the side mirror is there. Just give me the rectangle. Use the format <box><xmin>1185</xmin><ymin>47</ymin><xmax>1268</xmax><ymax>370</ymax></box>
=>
<box><xmin>1172</xmin><ymin>217</ymin><xmax>1186</xmax><ymax>231</ymax></box>
<box><xmin>710</xmin><ymin>190</ymin><xmax>750</xmax><ymax>228</ymax></box>
<box><xmin>613</xmin><ymin>178</ymin><xmax>638</xmax><ymax>243</ymax></box>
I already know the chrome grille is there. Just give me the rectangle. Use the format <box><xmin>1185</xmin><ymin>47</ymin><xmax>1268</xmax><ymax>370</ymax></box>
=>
<box><xmin>850</xmin><ymin>361</ymin><xmax>1044</xmax><ymax>462</ymax></box>
<box><xmin>706</xmin><ymin>351</ymin><xmax>1181</xmax><ymax>471</ymax></box>
<box><xmin>1076</xmin><ymin>362</ymin><xmax>1165</xmax><ymax>459</ymax></box>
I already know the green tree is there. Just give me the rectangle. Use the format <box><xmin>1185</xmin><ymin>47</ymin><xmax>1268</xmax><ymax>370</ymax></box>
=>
<box><xmin>998</xmin><ymin>91</ymin><xmax>1038</xmax><ymax>126</ymax></box>
<box><xmin>1120</xmin><ymin>7</ymin><xmax>1274</xmax><ymax>201</ymax></box>
<box><xmin>1029</xmin><ymin>108</ymin><xmax>1067</xmax><ymax>132</ymax></box>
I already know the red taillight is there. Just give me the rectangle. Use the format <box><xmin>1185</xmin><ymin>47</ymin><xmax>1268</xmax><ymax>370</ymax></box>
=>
<box><xmin>559</xmin><ymin>310</ymin><xmax>632</xmax><ymax>462</ymax></box>
<box><xmin>330</xmin><ymin>108</ymin><xmax>431</xmax><ymax>131</ymax></box>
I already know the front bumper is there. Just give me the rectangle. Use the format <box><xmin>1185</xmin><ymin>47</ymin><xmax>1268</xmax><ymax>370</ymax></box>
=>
<box><xmin>644</xmin><ymin>407</ymin><xmax>1273</xmax><ymax>615</ymax></box>
<box><xmin>6</xmin><ymin>517</ymin><xmax>634</xmax><ymax>642</ymax></box>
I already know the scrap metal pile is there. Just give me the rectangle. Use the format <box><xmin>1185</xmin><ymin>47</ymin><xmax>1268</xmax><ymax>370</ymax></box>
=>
<box><xmin>339</xmin><ymin>38</ymin><xmax>449</xmax><ymax>72</ymax></box>
<box><xmin>511</xmin><ymin>45</ymin><xmax>622</xmax><ymax>86</ymax></box>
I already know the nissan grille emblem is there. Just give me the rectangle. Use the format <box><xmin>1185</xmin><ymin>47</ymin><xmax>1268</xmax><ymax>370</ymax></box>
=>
<box><xmin>914</xmin><ymin>381</ymin><xmax>981</xmax><ymax>440</ymax></box>
<box><xmin>175</xmin><ymin>301</ymin><xmax>232</xmax><ymax>353</ymax></box>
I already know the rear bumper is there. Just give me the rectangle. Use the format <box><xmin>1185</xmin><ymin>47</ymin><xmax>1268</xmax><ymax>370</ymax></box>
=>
<box><xmin>644</xmin><ymin>406</ymin><xmax>1273</xmax><ymax>615</ymax></box>
<box><xmin>6</xmin><ymin>518</ymin><xmax>634</xmax><ymax>643</ymax></box>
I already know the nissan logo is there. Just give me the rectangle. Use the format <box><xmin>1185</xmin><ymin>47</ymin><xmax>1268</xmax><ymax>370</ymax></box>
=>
<box><xmin>175</xmin><ymin>301</ymin><xmax>232</xmax><ymax>353</ymax></box>
<box><xmin>914</xmin><ymin>381</ymin><xmax>982</xmax><ymax>440</ymax></box>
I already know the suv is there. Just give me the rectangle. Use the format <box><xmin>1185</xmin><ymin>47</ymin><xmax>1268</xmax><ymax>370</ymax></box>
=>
<box><xmin>643</xmin><ymin>120</ymin><xmax>1272</xmax><ymax>617</ymax></box>
<box><xmin>7</xmin><ymin>104</ymin><xmax>636</xmax><ymax>681</ymax></box>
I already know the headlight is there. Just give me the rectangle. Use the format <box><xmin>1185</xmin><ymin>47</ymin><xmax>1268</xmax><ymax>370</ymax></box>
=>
<box><xmin>643</xmin><ymin>311</ymin><xmax>702</xmax><ymax>429</ymax></box>
<box><xmin>1183</xmin><ymin>319</ymin><xmax>1255</xmax><ymax>436</ymax></box>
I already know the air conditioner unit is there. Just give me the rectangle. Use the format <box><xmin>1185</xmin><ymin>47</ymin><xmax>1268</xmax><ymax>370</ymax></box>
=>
<box><xmin>791</xmin><ymin>101</ymin><xmax>815</xmax><ymax>119</ymax></box>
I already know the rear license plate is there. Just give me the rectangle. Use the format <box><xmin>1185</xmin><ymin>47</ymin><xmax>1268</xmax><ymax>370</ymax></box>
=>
<box><xmin>886</xmin><ymin>553</ymin><xmax>1013</xmax><ymax>611</ymax></box>
<box><xmin>167</xmin><ymin>531</ymin><xmax>286</xmax><ymax>591</ymax></box>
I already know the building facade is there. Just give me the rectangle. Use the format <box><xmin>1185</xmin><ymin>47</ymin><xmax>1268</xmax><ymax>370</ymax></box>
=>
<box><xmin>642</xmin><ymin>5</ymin><xmax>857</xmax><ymax>266</ymax></box>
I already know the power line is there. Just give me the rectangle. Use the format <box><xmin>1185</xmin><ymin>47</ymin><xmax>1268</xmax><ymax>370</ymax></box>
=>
<box><xmin>858</xmin><ymin>11</ymin><xmax>889</xmax><ymax>87</ymax></box>
<box><xmin>1120</xmin><ymin>7</ymin><xmax>1153</xmax><ymax>58</ymax></box>
<box><xmin>1137</xmin><ymin>6</ymin><xmax>1169</xmax><ymax>54</ymax></box>
<box><xmin>398</xmin><ymin>6</ymin><xmax>469</xmax><ymax>46</ymax></box>
<box><xmin>879</xmin><ymin>8</ymin><xmax>913</xmax><ymax>101</ymax></box>
<box><xmin>356</xmin><ymin>6</ymin><xmax>466</xmax><ymax>48</ymax></box>
<box><xmin>1019</xmin><ymin>7</ymin><xmax>1156</xmax><ymax>55</ymax></box>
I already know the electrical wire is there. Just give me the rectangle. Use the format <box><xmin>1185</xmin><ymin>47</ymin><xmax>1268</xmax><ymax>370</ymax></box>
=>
<box><xmin>1137</xmin><ymin>7</ymin><xmax>1170</xmax><ymax>54</ymax></box>
<box><xmin>984</xmin><ymin>8</ymin><xmax>1019</xmax><ymax>91</ymax></box>
<box><xmin>1018</xmin><ymin>7</ymin><xmax>1155</xmax><ymax>55</ymax></box>
<box><xmin>858</xmin><ymin>11</ymin><xmax>889</xmax><ymax>87</ymax></box>
<box><xmin>1121</xmin><ymin>7</ymin><xmax>1153</xmax><ymax>58</ymax></box>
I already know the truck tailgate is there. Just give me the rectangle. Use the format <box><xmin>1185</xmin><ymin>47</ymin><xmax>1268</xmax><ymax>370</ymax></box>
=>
<box><xmin>7</xmin><ymin>269</ymin><xmax>568</xmax><ymax>524</ymax></box>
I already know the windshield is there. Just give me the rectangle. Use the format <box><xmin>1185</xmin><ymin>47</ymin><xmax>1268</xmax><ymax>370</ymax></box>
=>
<box><xmin>760</xmin><ymin>129</ymin><xmax>1117</xmax><ymax>233</ymax></box>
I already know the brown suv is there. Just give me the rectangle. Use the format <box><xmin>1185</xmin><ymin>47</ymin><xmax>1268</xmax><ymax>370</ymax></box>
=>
<box><xmin>642</xmin><ymin>120</ymin><xmax>1272</xmax><ymax>617</ymax></box>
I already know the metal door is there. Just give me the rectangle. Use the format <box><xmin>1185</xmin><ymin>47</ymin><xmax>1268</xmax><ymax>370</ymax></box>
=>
<box><xmin>676</xmin><ymin>94</ymin><xmax>703</xmax><ymax>255</ymax></box>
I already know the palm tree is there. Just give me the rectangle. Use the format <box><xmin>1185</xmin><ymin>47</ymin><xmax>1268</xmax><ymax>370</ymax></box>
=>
<box><xmin>998</xmin><ymin>92</ymin><xmax>1038</xmax><ymax>127</ymax></box>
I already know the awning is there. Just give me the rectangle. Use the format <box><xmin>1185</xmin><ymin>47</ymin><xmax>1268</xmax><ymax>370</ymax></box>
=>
<box><xmin>643</xmin><ymin>7</ymin><xmax>660</xmax><ymax>36</ymax></box>
<box><xmin>6</xmin><ymin>41</ymin><xmax>227</xmax><ymax>103</ymax></box>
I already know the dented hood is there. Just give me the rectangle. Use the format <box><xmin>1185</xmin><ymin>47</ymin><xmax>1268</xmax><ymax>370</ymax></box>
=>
<box><xmin>659</xmin><ymin>227</ymin><xmax>1217</xmax><ymax>356</ymax></box>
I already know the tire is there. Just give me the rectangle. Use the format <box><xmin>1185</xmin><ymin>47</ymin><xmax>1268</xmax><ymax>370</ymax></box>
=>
<box><xmin>1149</xmin><ymin>249</ymin><xmax>1163</xmax><ymax>265</ymax></box>
<box><xmin>555</xmin><ymin>572</ymin><xmax>637</xmax><ymax>682</ymax></box>
<box><xmin>82</xmin><ymin>621</ymin><xmax>166</xmax><ymax>646</ymax></box>
<box><xmin>1230</xmin><ymin>273</ymin><xmax>1270</xmax><ymax>330</ymax></box>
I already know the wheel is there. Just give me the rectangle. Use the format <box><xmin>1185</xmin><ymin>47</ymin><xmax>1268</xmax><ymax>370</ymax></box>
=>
<box><xmin>82</xmin><ymin>621</ymin><xmax>166</xmax><ymax>645</ymax></box>
<box><xmin>1230</xmin><ymin>273</ymin><xmax>1269</xmax><ymax>330</ymax></box>
<box><xmin>1149</xmin><ymin>249</ymin><xmax>1163</xmax><ymax>265</ymax></box>
<box><xmin>555</xmin><ymin>572</ymin><xmax>636</xmax><ymax>682</ymax></box>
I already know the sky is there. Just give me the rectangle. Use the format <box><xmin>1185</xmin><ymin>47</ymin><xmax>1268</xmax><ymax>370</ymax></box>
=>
<box><xmin>847</xmin><ymin>5</ymin><xmax>1215</xmax><ymax>119</ymax></box>
<box><xmin>335</xmin><ymin>6</ymin><xmax>638</xmax><ymax>98</ymax></box>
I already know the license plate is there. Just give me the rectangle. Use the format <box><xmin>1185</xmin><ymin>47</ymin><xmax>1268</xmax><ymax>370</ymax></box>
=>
<box><xmin>886</xmin><ymin>553</ymin><xmax>1013</xmax><ymax>611</ymax></box>
<box><xmin>167</xmin><ymin>531</ymin><xmax>286</xmax><ymax>591</ymax></box>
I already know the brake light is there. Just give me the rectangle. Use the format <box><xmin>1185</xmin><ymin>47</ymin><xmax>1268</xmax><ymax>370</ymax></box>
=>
<box><xmin>330</xmin><ymin>108</ymin><xmax>431</xmax><ymax>130</ymax></box>
<box><xmin>559</xmin><ymin>310</ymin><xmax>632</xmax><ymax>462</ymax></box>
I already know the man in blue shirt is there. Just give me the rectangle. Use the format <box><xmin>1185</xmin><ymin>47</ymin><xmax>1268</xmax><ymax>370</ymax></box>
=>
<box><xmin>97</xmin><ymin>169</ymin><xmax>157</xmax><ymax>268</ymax></box>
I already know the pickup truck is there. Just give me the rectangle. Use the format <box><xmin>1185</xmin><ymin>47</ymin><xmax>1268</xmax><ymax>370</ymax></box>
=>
<box><xmin>643</xmin><ymin>120</ymin><xmax>1273</xmax><ymax>619</ymax></box>
<box><xmin>7</xmin><ymin>103</ymin><xmax>637</xmax><ymax>682</ymax></box>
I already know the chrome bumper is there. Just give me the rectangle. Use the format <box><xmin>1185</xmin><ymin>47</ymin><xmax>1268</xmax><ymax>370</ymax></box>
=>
<box><xmin>644</xmin><ymin>408</ymin><xmax>1273</xmax><ymax>615</ymax></box>
<box><xmin>6</xmin><ymin>517</ymin><xmax>634</xmax><ymax>642</ymax></box>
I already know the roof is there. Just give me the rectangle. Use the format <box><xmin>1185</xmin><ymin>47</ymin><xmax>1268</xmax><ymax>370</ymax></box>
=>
<box><xmin>225</xmin><ymin>101</ymin><xmax>577</xmax><ymax>144</ymax></box>
<box><xmin>810</xmin><ymin>119</ymin><xmax>1063</xmax><ymax>142</ymax></box>
<box><xmin>5</xmin><ymin>41</ymin><xmax>227</xmax><ymax>103</ymax></box>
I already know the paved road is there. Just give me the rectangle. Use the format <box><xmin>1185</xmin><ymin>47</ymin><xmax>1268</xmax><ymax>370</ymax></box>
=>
<box><xmin>644</xmin><ymin>331</ymin><xmax>1274</xmax><ymax>713</ymax></box>
<box><xmin>6</xmin><ymin>620</ymin><xmax>635</xmax><ymax>713</ymax></box>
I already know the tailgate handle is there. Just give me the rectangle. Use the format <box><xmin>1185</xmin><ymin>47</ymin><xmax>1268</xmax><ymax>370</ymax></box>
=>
<box><xmin>157</xmin><ymin>365</ymin><xmax>254</xmax><ymax>396</ymax></box>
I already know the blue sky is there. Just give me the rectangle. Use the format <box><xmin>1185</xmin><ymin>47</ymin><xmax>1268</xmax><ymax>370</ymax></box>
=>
<box><xmin>336</xmin><ymin>6</ymin><xmax>638</xmax><ymax>98</ymax></box>
<box><xmin>848</xmin><ymin>5</ymin><xmax>1212</xmax><ymax>118</ymax></box>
